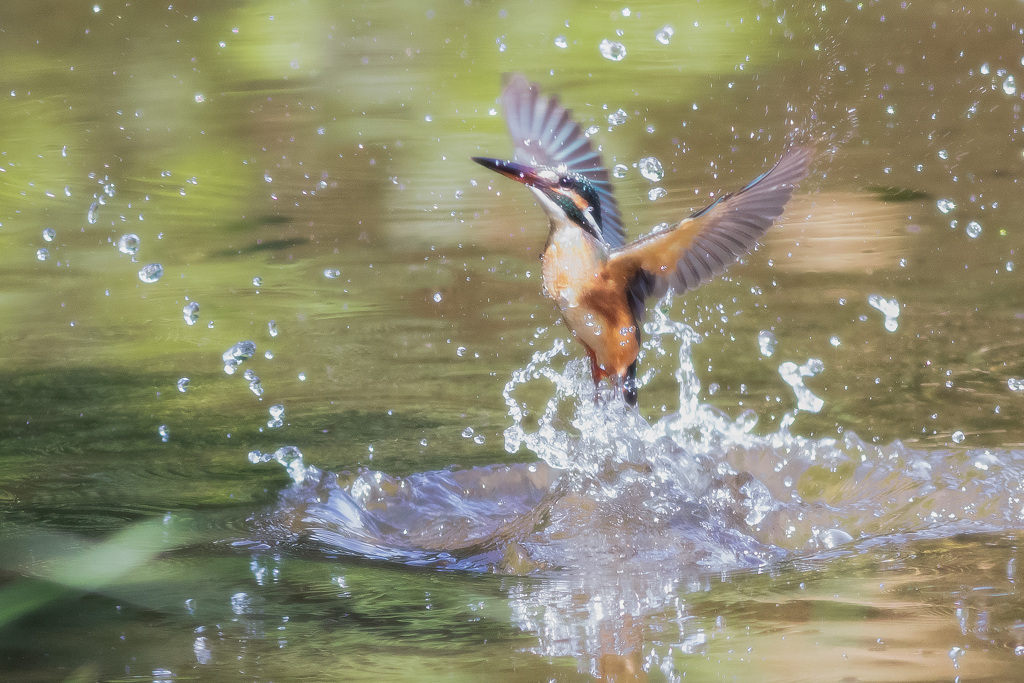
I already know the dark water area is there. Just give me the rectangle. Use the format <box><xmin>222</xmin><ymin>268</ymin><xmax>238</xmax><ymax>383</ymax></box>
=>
<box><xmin>2</xmin><ymin>1</ymin><xmax>1024</xmax><ymax>680</ymax></box>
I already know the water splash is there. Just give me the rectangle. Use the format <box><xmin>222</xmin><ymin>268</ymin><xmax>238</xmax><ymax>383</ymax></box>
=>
<box><xmin>117</xmin><ymin>233</ymin><xmax>140</xmax><ymax>255</ymax></box>
<box><xmin>638</xmin><ymin>156</ymin><xmax>664</xmax><ymax>182</ymax></box>
<box><xmin>599</xmin><ymin>39</ymin><xmax>626</xmax><ymax>62</ymax></box>
<box><xmin>249</xmin><ymin>445</ymin><xmax>313</xmax><ymax>484</ymax></box>
<box><xmin>267</xmin><ymin>404</ymin><xmax>285</xmax><ymax>428</ymax></box>
<box><xmin>222</xmin><ymin>341</ymin><xmax>256</xmax><ymax>374</ymax></box>
<box><xmin>757</xmin><ymin>330</ymin><xmax>777</xmax><ymax>356</ymax></box>
<box><xmin>868</xmin><ymin>294</ymin><xmax>900</xmax><ymax>332</ymax></box>
<box><xmin>182</xmin><ymin>301</ymin><xmax>199</xmax><ymax>326</ymax></box>
<box><xmin>257</xmin><ymin>303</ymin><xmax>1024</xmax><ymax>566</ymax></box>
<box><xmin>138</xmin><ymin>263</ymin><xmax>163</xmax><ymax>283</ymax></box>
<box><xmin>778</xmin><ymin>358</ymin><xmax>825</xmax><ymax>414</ymax></box>
<box><xmin>252</xmin><ymin>306</ymin><xmax>1024</xmax><ymax>676</ymax></box>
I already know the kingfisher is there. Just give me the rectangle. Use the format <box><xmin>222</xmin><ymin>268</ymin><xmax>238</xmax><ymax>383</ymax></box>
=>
<box><xmin>473</xmin><ymin>74</ymin><xmax>813</xmax><ymax>406</ymax></box>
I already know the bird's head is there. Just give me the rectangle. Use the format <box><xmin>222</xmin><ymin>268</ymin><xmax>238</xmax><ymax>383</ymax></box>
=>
<box><xmin>472</xmin><ymin>157</ymin><xmax>604</xmax><ymax>239</ymax></box>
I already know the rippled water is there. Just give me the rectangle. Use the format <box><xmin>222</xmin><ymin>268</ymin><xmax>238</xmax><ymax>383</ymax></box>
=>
<box><xmin>258</xmin><ymin>304</ymin><xmax>1024</xmax><ymax>570</ymax></box>
<box><xmin>3</xmin><ymin>0</ymin><xmax>1024</xmax><ymax>680</ymax></box>
<box><xmin>245</xmin><ymin>309</ymin><xmax>1024</xmax><ymax>676</ymax></box>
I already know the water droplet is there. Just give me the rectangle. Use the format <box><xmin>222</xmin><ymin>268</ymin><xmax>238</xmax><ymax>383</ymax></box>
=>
<box><xmin>268</xmin><ymin>404</ymin><xmax>284</xmax><ymax>428</ymax></box>
<box><xmin>473</xmin><ymin>434</ymin><xmax>486</xmax><ymax>444</ymax></box>
<box><xmin>222</xmin><ymin>341</ymin><xmax>256</xmax><ymax>374</ymax></box>
<box><xmin>158</xmin><ymin>425</ymin><xmax>170</xmax><ymax>442</ymax></box>
<box><xmin>42</xmin><ymin>228</ymin><xmax>56</xmax><ymax>242</ymax></box>
<box><xmin>456</xmin><ymin>346</ymin><xmax>466</xmax><ymax>357</ymax></box>
<box><xmin>177</xmin><ymin>377</ymin><xmax>190</xmax><ymax>393</ymax></box>
<box><xmin>433</xmin><ymin>292</ymin><xmax>443</xmax><ymax>302</ymax></box>
<box><xmin>647</xmin><ymin>187</ymin><xmax>667</xmax><ymax>201</ymax></box>
<box><xmin>263</xmin><ymin>172</ymin><xmax>272</xmax><ymax>183</ymax></box>
<box><xmin>980</xmin><ymin>63</ymin><xmax>990</xmax><ymax>75</ymax></box>
<box><xmin>87</xmin><ymin>202</ymin><xmax>99</xmax><ymax>224</ymax></box>
<box><xmin>779</xmin><ymin>359</ymin><xmax>825</xmax><ymax>413</ymax></box>
<box><xmin>251</xmin><ymin>276</ymin><xmax>262</xmax><ymax>287</ymax></box>
<box><xmin>117</xmin><ymin>233</ymin><xmax>140</xmax><ymax>255</ymax></box>
<box><xmin>264</xmin><ymin>350</ymin><xmax>274</xmax><ymax>360</ymax></box>
<box><xmin>607</xmin><ymin>108</ymin><xmax>628</xmax><ymax>126</ymax></box>
<box><xmin>1007</xmin><ymin>261</ymin><xmax>1014</xmax><ymax>272</ymax></box>
<box><xmin>868</xmin><ymin>294</ymin><xmax>900</xmax><ymax>332</ymax></box>
<box><xmin>638</xmin><ymin>156</ymin><xmax>665</xmax><ymax>181</ymax></box>
<box><xmin>323</xmin><ymin>268</ymin><xmax>341</xmax><ymax>279</ymax></box>
<box><xmin>599</xmin><ymin>39</ymin><xmax>626</xmax><ymax>61</ymax></box>
<box><xmin>298</xmin><ymin>372</ymin><xmax>306</xmax><ymax>381</ymax></box>
<box><xmin>936</xmin><ymin>198</ymin><xmax>955</xmax><ymax>214</ymax></box>
<box><xmin>35</xmin><ymin>248</ymin><xmax>49</xmax><ymax>261</ymax></box>
<box><xmin>951</xmin><ymin>430</ymin><xmax>965</xmax><ymax>444</ymax></box>
<box><xmin>1008</xmin><ymin>377</ymin><xmax>1024</xmax><ymax>392</ymax></box>
<box><xmin>938</xmin><ymin>149</ymin><xmax>949</xmax><ymax>160</ymax></box>
<box><xmin>183</xmin><ymin>301</ymin><xmax>200</xmax><ymax>326</ymax></box>
<box><xmin>758</xmin><ymin>330</ymin><xmax>777</xmax><ymax>356</ymax></box>
<box><xmin>554</xmin><ymin>35</ymin><xmax>567</xmax><ymax>48</ymax></box>
<box><xmin>461</xmin><ymin>427</ymin><xmax>474</xmax><ymax>438</ymax></box>
<box><xmin>965</xmin><ymin>220</ymin><xmax>982</xmax><ymax>238</ymax></box>
<box><xmin>249</xmin><ymin>378</ymin><xmax>264</xmax><ymax>396</ymax></box>
<box><xmin>268</xmin><ymin>320</ymin><xmax>278</xmax><ymax>337</ymax></box>
<box><xmin>612</xmin><ymin>164</ymin><xmax>628</xmax><ymax>178</ymax></box>
<box><xmin>829</xmin><ymin>335</ymin><xmax>841</xmax><ymax>347</ymax></box>
<box><xmin>1003</xmin><ymin>75</ymin><xmax>1017</xmax><ymax>95</ymax></box>
<box><xmin>656</xmin><ymin>25</ymin><xmax>674</xmax><ymax>44</ymax></box>
<box><xmin>138</xmin><ymin>263</ymin><xmax>163</xmax><ymax>283</ymax></box>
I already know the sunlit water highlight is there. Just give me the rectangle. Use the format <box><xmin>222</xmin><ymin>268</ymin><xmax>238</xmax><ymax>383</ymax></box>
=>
<box><xmin>249</xmin><ymin>304</ymin><xmax>1024</xmax><ymax>672</ymax></box>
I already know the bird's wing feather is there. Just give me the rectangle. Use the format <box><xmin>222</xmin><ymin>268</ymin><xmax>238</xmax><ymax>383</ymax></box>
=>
<box><xmin>500</xmin><ymin>73</ymin><xmax>626</xmax><ymax>248</ymax></box>
<box><xmin>607</xmin><ymin>145</ymin><xmax>814</xmax><ymax>321</ymax></box>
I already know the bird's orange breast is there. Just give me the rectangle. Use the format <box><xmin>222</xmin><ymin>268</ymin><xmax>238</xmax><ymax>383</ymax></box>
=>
<box><xmin>541</xmin><ymin>230</ymin><xmax>639</xmax><ymax>380</ymax></box>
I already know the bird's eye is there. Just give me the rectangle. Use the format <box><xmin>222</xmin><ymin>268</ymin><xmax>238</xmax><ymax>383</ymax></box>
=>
<box><xmin>559</xmin><ymin>176</ymin><xmax>572</xmax><ymax>187</ymax></box>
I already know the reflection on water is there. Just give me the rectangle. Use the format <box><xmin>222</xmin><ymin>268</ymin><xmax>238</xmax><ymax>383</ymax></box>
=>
<box><xmin>3</xmin><ymin>0</ymin><xmax>1024</xmax><ymax>680</ymax></box>
<box><xmin>251</xmin><ymin>309</ymin><xmax>1024</xmax><ymax>677</ymax></box>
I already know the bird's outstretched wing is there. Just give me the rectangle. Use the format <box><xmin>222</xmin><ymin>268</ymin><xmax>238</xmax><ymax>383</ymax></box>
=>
<box><xmin>607</xmin><ymin>145</ymin><xmax>814</xmax><ymax>321</ymax></box>
<box><xmin>499</xmin><ymin>73</ymin><xmax>626</xmax><ymax>248</ymax></box>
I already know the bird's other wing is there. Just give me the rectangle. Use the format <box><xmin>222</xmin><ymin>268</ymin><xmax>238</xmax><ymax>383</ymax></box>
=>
<box><xmin>499</xmin><ymin>73</ymin><xmax>626</xmax><ymax>248</ymax></box>
<box><xmin>607</xmin><ymin>145</ymin><xmax>814</xmax><ymax>322</ymax></box>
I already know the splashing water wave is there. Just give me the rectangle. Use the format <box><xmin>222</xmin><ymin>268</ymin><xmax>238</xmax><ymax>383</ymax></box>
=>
<box><xmin>247</xmin><ymin>305</ymin><xmax>1024</xmax><ymax>674</ymax></box>
<box><xmin>252</xmin><ymin>306</ymin><xmax>1024</xmax><ymax>575</ymax></box>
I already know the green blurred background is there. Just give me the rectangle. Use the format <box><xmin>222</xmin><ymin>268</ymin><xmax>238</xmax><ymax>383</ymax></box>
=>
<box><xmin>2</xmin><ymin>0</ymin><xmax>1024</xmax><ymax>680</ymax></box>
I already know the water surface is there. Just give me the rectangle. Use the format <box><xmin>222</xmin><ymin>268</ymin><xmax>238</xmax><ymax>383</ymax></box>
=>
<box><xmin>2</xmin><ymin>1</ymin><xmax>1024</xmax><ymax>680</ymax></box>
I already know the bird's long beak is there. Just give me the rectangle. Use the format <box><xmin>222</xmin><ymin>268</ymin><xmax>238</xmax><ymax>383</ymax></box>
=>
<box><xmin>471</xmin><ymin>157</ymin><xmax>547</xmax><ymax>187</ymax></box>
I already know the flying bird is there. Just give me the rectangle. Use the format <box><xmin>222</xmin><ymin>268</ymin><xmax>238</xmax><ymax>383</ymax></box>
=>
<box><xmin>473</xmin><ymin>74</ymin><xmax>813</xmax><ymax>406</ymax></box>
